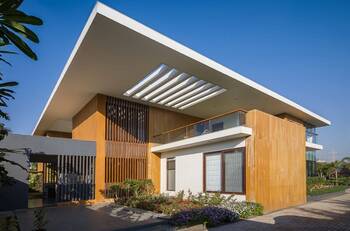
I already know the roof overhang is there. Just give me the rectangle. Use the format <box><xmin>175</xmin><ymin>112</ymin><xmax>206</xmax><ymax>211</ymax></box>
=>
<box><xmin>33</xmin><ymin>2</ymin><xmax>330</xmax><ymax>135</ymax></box>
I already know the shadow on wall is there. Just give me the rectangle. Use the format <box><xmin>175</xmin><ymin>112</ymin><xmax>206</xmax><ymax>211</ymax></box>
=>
<box><xmin>0</xmin><ymin>149</ymin><xmax>30</xmax><ymax>211</ymax></box>
<box><xmin>0</xmin><ymin>179</ymin><xmax>28</xmax><ymax>211</ymax></box>
<box><xmin>213</xmin><ymin>196</ymin><xmax>350</xmax><ymax>231</ymax></box>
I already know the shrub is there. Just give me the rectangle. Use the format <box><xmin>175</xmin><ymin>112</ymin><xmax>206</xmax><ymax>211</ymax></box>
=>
<box><xmin>175</xmin><ymin>190</ymin><xmax>185</xmax><ymax>202</ymax></box>
<box><xmin>222</xmin><ymin>202</ymin><xmax>263</xmax><ymax>219</ymax></box>
<box><xmin>159</xmin><ymin>198</ymin><xmax>201</xmax><ymax>215</ymax></box>
<box><xmin>110</xmin><ymin>179</ymin><xmax>154</xmax><ymax>199</ymax></box>
<box><xmin>33</xmin><ymin>208</ymin><xmax>48</xmax><ymax>231</ymax></box>
<box><xmin>124</xmin><ymin>194</ymin><xmax>170</xmax><ymax>212</ymax></box>
<box><xmin>331</xmin><ymin>177</ymin><xmax>350</xmax><ymax>186</ymax></box>
<box><xmin>307</xmin><ymin>177</ymin><xmax>327</xmax><ymax>186</ymax></box>
<box><xmin>0</xmin><ymin>215</ymin><xmax>20</xmax><ymax>231</ymax></box>
<box><xmin>171</xmin><ymin>207</ymin><xmax>239</xmax><ymax>227</ymax></box>
<box><xmin>187</xmin><ymin>191</ymin><xmax>235</xmax><ymax>207</ymax></box>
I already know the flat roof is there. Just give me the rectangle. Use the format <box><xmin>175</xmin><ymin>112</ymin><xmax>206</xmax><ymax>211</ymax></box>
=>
<box><xmin>33</xmin><ymin>2</ymin><xmax>330</xmax><ymax>135</ymax></box>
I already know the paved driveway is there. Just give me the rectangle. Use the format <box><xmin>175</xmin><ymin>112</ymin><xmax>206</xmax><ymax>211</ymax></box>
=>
<box><xmin>8</xmin><ymin>191</ymin><xmax>350</xmax><ymax>231</ymax></box>
<box><xmin>213</xmin><ymin>190</ymin><xmax>350</xmax><ymax>231</ymax></box>
<box><xmin>14</xmin><ymin>203</ymin><xmax>170</xmax><ymax>231</ymax></box>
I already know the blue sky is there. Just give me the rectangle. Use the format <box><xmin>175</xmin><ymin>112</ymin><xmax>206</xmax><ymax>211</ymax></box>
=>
<box><xmin>3</xmin><ymin>0</ymin><xmax>349</xmax><ymax>161</ymax></box>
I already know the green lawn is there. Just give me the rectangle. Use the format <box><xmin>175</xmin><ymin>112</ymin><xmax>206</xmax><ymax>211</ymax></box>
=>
<box><xmin>308</xmin><ymin>185</ymin><xmax>348</xmax><ymax>196</ymax></box>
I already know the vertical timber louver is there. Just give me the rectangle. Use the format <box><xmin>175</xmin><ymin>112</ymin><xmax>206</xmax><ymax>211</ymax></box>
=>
<box><xmin>104</xmin><ymin>97</ymin><xmax>149</xmax><ymax>194</ymax></box>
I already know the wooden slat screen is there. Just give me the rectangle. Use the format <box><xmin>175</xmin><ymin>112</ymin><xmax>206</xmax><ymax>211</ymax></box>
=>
<box><xmin>106</xmin><ymin>96</ymin><xmax>149</xmax><ymax>143</ymax></box>
<box><xmin>104</xmin><ymin>97</ymin><xmax>149</xmax><ymax>188</ymax></box>
<box><xmin>105</xmin><ymin>141</ymin><xmax>147</xmax><ymax>184</ymax></box>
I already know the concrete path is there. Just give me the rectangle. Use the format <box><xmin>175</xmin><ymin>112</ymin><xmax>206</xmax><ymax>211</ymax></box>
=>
<box><xmin>212</xmin><ymin>190</ymin><xmax>350</xmax><ymax>231</ymax></box>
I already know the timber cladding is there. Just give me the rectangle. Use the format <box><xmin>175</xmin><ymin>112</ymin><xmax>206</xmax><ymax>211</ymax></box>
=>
<box><xmin>73</xmin><ymin>94</ymin><xmax>201</xmax><ymax>198</ymax></box>
<box><xmin>104</xmin><ymin>97</ymin><xmax>148</xmax><ymax>189</ymax></box>
<box><xmin>72</xmin><ymin>94</ymin><xmax>107</xmax><ymax>200</ymax></box>
<box><xmin>245</xmin><ymin>110</ymin><xmax>307</xmax><ymax>212</ymax></box>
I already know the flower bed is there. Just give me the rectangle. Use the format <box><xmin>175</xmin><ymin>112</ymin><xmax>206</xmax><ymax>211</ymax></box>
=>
<box><xmin>109</xmin><ymin>180</ymin><xmax>263</xmax><ymax>227</ymax></box>
<box><xmin>171</xmin><ymin>207</ymin><xmax>239</xmax><ymax>227</ymax></box>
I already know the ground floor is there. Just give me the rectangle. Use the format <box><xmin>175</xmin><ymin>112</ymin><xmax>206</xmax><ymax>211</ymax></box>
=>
<box><xmin>3</xmin><ymin>190</ymin><xmax>349</xmax><ymax>231</ymax></box>
<box><xmin>159</xmin><ymin>138</ymin><xmax>246</xmax><ymax>201</ymax></box>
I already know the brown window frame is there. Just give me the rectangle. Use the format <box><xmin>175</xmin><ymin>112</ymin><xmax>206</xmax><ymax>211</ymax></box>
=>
<box><xmin>203</xmin><ymin>147</ymin><xmax>246</xmax><ymax>195</ymax></box>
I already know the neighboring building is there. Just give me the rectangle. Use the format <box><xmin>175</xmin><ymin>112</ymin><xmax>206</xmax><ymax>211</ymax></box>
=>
<box><xmin>2</xmin><ymin>2</ymin><xmax>330</xmax><ymax>212</ymax></box>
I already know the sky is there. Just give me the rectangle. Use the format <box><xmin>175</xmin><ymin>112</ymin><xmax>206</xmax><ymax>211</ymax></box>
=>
<box><xmin>2</xmin><ymin>0</ymin><xmax>349</xmax><ymax>161</ymax></box>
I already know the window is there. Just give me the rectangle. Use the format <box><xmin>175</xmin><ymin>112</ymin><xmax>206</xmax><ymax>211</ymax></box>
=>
<box><xmin>167</xmin><ymin>158</ymin><xmax>175</xmax><ymax>191</ymax></box>
<box><xmin>204</xmin><ymin>148</ymin><xmax>245</xmax><ymax>194</ymax></box>
<box><xmin>205</xmin><ymin>153</ymin><xmax>222</xmax><ymax>191</ymax></box>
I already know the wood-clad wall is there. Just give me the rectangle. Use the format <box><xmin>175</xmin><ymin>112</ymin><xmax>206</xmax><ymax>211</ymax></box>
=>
<box><xmin>245</xmin><ymin>110</ymin><xmax>306</xmax><ymax>212</ymax></box>
<box><xmin>104</xmin><ymin>97</ymin><xmax>149</xmax><ymax>189</ymax></box>
<box><xmin>72</xmin><ymin>94</ymin><xmax>106</xmax><ymax>201</ymax></box>
<box><xmin>72</xmin><ymin>94</ymin><xmax>201</xmax><ymax>198</ymax></box>
<box><xmin>148</xmin><ymin>107</ymin><xmax>201</xmax><ymax>192</ymax></box>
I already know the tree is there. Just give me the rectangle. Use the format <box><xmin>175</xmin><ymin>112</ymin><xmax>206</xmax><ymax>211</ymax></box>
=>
<box><xmin>316</xmin><ymin>162</ymin><xmax>330</xmax><ymax>178</ymax></box>
<box><xmin>328</xmin><ymin>157</ymin><xmax>350</xmax><ymax>185</ymax></box>
<box><xmin>0</xmin><ymin>0</ymin><xmax>42</xmax><ymax>187</ymax></box>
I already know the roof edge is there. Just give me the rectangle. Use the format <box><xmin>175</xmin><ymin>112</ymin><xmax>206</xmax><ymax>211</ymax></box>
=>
<box><xmin>94</xmin><ymin>2</ymin><xmax>330</xmax><ymax>126</ymax></box>
<box><xmin>32</xmin><ymin>3</ymin><xmax>100</xmax><ymax>135</ymax></box>
<box><xmin>33</xmin><ymin>1</ymin><xmax>330</xmax><ymax>135</ymax></box>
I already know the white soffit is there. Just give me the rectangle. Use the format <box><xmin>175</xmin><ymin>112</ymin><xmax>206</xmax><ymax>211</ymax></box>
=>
<box><xmin>123</xmin><ymin>64</ymin><xmax>226</xmax><ymax>110</ymax></box>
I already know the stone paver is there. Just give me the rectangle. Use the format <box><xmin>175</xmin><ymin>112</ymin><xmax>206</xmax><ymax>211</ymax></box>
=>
<box><xmin>212</xmin><ymin>191</ymin><xmax>350</xmax><ymax>231</ymax></box>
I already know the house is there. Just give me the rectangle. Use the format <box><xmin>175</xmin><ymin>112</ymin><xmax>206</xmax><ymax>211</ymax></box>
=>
<box><xmin>1</xmin><ymin>2</ymin><xmax>330</xmax><ymax>212</ymax></box>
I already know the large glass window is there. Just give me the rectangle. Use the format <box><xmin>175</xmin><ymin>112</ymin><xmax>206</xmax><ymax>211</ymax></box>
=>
<box><xmin>204</xmin><ymin>148</ymin><xmax>245</xmax><ymax>193</ymax></box>
<box><xmin>205</xmin><ymin>153</ymin><xmax>222</xmax><ymax>191</ymax></box>
<box><xmin>224</xmin><ymin>150</ymin><xmax>243</xmax><ymax>193</ymax></box>
<box><xmin>167</xmin><ymin>158</ymin><xmax>175</xmax><ymax>191</ymax></box>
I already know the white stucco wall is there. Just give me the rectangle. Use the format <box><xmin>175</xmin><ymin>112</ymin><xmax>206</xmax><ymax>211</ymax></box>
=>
<box><xmin>160</xmin><ymin>138</ymin><xmax>246</xmax><ymax>201</ymax></box>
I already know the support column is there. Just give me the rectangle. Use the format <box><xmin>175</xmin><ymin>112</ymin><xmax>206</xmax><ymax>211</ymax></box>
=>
<box><xmin>72</xmin><ymin>94</ymin><xmax>106</xmax><ymax>201</ymax></box>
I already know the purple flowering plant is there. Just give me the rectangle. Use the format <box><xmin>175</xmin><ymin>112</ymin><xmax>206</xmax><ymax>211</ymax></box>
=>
<box><xmin>171</xmin><ymin>206</ymin><xmax>239</xmax><ymax>227</ymax></box>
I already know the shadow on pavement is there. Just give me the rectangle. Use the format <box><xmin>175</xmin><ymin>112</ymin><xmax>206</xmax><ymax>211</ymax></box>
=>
<box><xmin>212</xmin><ymin>194</ymin><xmax>350</xmax><ymax>231</ymax></box>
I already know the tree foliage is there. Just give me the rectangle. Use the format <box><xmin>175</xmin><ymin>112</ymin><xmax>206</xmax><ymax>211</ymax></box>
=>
<box><xmin>0</xmin><ymin>0</ymin><xmax>42</xmax><ymax>187</ymax></box>
<box><xmin>0</xmin><ymin>0</ymin><xmax>43</xmax><ymax>61</ymax></box>
<box><xmin>317</xmin><ymin>157</ymin><xmax>350</xmax><ymax>180</ymax></box>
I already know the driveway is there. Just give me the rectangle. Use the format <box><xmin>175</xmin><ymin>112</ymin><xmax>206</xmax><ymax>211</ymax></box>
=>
<box><xmin>213</xmin><ymin>190</ymin><xmax>350</xmax><ymax>231</ymax></box>
<box><xmin>13</xmin><ymin>203</ymin><xmax>170</xmax><ymax>231</ymax></box>
<box><xmin>6</xmin><ymin>191</ymin><xmax>350</xmax><ymax>231</ymax></box>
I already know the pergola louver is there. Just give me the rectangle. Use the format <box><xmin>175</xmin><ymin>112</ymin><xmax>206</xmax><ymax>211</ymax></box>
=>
<box><xmin>123</xmin><ymin>64</ymin><xmax>226</xmax><ymax>110</ymax></box>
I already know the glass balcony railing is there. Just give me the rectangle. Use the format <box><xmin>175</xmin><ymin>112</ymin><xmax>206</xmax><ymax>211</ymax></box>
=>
<box><xmin>306</xmin><ymin>128</ymin><xmax>318</xmax><ymax>144</ymax></box>
<box><xmin>153</xmin><ymin>110</ymin><xmax>246</xmax><ymax>144</ymax></box>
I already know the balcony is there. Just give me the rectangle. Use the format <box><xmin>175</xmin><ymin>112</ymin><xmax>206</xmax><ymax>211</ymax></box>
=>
<box><xmin>305</xmin><ymin>128</ymin><xmax>323</xmax><ymax>151</ymax></box>
<box><xmin>306</xmin><ymin>129</ymin><xmax>317</xmax><ymax>144</ymax></box>
<box><xmin>151</xmin><ymin>110</ymin><xmax>252</xmax><ymax>153</ymax></box>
